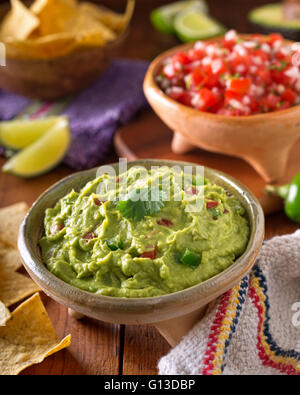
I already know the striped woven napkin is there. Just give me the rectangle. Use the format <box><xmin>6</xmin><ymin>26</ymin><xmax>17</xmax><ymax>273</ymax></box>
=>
<box><xmin>0</xmin><ymin>59</ymin><xmax>148</xmax><ymax>170</ymax></box>
<box><xmin>158</xmin><ymin>230</ymin><xmax>300</xmax><ymax>375</ymax></box>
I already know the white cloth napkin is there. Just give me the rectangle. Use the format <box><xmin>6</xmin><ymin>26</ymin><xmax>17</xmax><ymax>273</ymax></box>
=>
<box><xmin>158</xmin><ymin>230</ymin><xmax>300</xmax><ymax>375</ymax></box>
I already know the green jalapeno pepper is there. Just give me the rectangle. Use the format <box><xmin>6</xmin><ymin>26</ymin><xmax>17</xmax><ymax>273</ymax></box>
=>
<box><xmin>266</xmin><ymin>173</ymin><xmax>300</xmax><ymax>223</ymax></box>
<box><xmin>180</xmin><ymin>248</ymin><xmax>201</xmax><ymax>268</ymax></box>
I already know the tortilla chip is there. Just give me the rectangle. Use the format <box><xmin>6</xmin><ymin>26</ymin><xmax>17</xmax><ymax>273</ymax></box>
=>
<box><xmin>0</xmin><ymin>202</ymin><xmax>28</xmax><ymax>249</ymax></box>
<box><xmin>0</xmin><ymin>269</ymin><xmax>40</xmax><ymax>307</ymax></box>
<box><xmin>0</xmin><ymin>224</ymin><xmax>40</xmax><ymax>307</ymax></box>
<box><xmin>0</xmin><ymin>300</ymin><xmax>10</xmax><ymax>326</ymax></box>
<box><xmin>30</xmin><ymin>0</ymin><xmax>76</xmax><ymax>15</ymax></box>
<box><xmin>0</xmin><ymin>293</ymin><xmax>71</xmax><ymax>375</ymax></box>
<box><xmin>5</xmin><ymin>33</ymin><xmax>76</xmax><ymax>60</ymax></box>
<box><xmin>79</xmin><ymin>0</ymin><xmax>135</xmax><ymax>34</ymax></box>
<box><xmin>29</xmin><ymin>0</ymin><xmax>115</xmax><ymax>47</ymax></box>
<box><xmin>71</xmin><ymin>11</ymin><xmax>116</xmax><ymax>46</ymax></box>
<box><xmin>30</xmin><ymin>0</ymin><xmax>79</xmax><ymax>37</ymax></box>
<box><xmin>0</xmin><ymin>248</ymin><xmax>23</xmax><ymax>272</ymax></box>
<box><xmin>0</xmin><ymin>0</ymin><xmax>40</xmax><ymax>41</ymax></box>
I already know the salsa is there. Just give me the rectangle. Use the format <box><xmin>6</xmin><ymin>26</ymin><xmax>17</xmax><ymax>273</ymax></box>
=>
<box><xmin>39</xmin><ymin>166</ymin><xmax>249</xmax><ymax>298</ymax></box>
<box><xmin>156</xmin><ymin>30</ymin><xmax>300</xmax><ymax>116</ymax></box>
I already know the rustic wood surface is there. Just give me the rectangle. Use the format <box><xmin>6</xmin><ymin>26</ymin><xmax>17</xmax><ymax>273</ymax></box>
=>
<box><xmin>0</xmin><ymin>0</ymin><xmax>298</xmax><ymax>375</ymax></box>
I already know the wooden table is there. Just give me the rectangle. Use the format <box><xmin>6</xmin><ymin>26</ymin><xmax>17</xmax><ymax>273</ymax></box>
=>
<box><xmin>0</xmin><ymin>0</ymin><xmax>298</xmax><ymax>375</ymax></box>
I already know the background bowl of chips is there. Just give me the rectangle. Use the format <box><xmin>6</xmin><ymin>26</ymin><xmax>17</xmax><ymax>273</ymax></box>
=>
<box><xmin>0</xmin><ymin>0</ymin><xmax>134</xmax><ymax>100</ymax></box>
<box><xmin>18</xmin><ymin>159</ymin><xmax>264</xmax><ymax>346</ymax></box>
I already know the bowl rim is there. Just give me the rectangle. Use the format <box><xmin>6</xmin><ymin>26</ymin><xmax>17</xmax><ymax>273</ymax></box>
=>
<box><xmin>18</xmin><ymin>159</ymin><xmax>265</xmax><ymax>314</ymax></box>
<box><xmin>144</xmin><ymin>34</ymin><xmax>300</xmax><ymax>122</ymax></box>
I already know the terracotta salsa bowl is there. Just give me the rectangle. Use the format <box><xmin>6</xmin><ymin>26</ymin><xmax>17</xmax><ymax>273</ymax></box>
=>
<box><xmin>143</xmin><ymin>37</ymin><xmax>300</xmax><ymax>183</ymax></box>
<box><xmin>18</xmin><ymin>160</ymin><xmax>264</xmax><ymax>346</ymax></box>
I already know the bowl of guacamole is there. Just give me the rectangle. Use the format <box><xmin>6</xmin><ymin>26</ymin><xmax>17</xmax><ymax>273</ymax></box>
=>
<box><xmin>18</xmin><ymin>160</ymin><xmax>264</xmax><ymax>327</ymax></box>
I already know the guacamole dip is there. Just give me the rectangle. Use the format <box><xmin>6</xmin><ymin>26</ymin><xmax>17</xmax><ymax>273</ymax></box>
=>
<box><xmin>39</xmin><ymin>166</ymin><xmax>250</xmax><ymax>298</ymax></box>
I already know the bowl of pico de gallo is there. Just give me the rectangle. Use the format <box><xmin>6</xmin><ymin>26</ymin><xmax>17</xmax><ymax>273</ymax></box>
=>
<box><xmin>143</xmin><ymin>30</ymin><xmax>300</xmax><ymax>182</ymax></box>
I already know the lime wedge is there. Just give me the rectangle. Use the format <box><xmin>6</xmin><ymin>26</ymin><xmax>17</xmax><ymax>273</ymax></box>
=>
<box><xmin>174</xmin><ymin>10</ymin><xmax>225</xmax><ymax>42</ymax></box>
<box><xmin>2</xmin><ymin>118</ymin><xmax>71</xmax><ymax>178</ymax></box>
<box><xmin>150</xmin><ymin>0</ymin><xmax>208</xmax><ymax>34</ymax></box>
<box><xmin>0</xmin><ymin>116</ymin><xmax>68</xmax><ymax>150</ymax></box>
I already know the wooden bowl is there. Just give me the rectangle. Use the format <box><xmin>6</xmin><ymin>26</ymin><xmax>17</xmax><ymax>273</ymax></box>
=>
<box><xmin>18</xmin><ymin>159</ymin><xmax>264</xmax><ymax>346</ymax></box>
<box><xmin>143</xmin><ymin>41</ymin><xmax>300</xmax><ymax>183</ymax></box>
<box><xmin>0</xmin><ymin>3</ymin><xmax>127</xmax><ymax>100</ymax></box>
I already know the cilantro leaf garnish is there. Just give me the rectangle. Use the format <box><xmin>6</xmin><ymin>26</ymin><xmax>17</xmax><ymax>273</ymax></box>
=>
<box><xmin>117</xmin><ymin>188</ymin><xmax>165</xmax><ymax>221</ymax></box>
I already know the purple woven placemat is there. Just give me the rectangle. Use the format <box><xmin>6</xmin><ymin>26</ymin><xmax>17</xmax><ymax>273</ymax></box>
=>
<box><xmin>0</xmin><ymin>59</ymin><xmax>149</xmax><ymax>169</ymax></box>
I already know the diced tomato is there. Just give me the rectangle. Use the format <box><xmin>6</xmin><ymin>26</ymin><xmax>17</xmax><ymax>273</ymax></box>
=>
<box><xmin>206</xmin><ymin>200</ymin><xmax>219</xmax><ymax>209</ymax></box>
<box><xmin>225</xmin><ymin>89</ymin><xmax>243</xmax><ymax>102</ymax></box>
<box><xmin>185</xmin><ymin>186</ymin><xmax>198</xmax><ymax>195</ymax></box>
<box><xmin>269</xmin><ymin>33</ymin><xmax>284</xmax><ymax>45</ymax></box>
<box><xmin>281</xmin><ymin>88</ymin><xmax>297</xmax><ymax>104</ymax></box>
<box><xmin>187</xmin><ymin>48</ymin><xmax>205</xmax><ymax>61</ymax></box>
<box><xmin>228</xmin><ymin>78</ymin><xmax>251</xmax><ymax>94</ymax></box>
<box><xmin>157</xmin><ymin>218</ymin><xmax>174</xmax><ymax>227</ymax></box>
<box><xmin>209</xmin><ymin>100</ymin><xmax>223</xmax><ymax>114</ymax></box>
<box><xmin>83</xmin><ymin>231</ymin><xmax>97</xmax><ymax>240</ymax></box>
<box><xmin>256</xmin><ymin>69</ymin><xmax>272</xmax><ymax>85</ymax></box>
<box><xmin>172</xmin><ymin>51</ymin><xmax>191</xmax><ymax>65</ymax></box>
<box><xmin>270</xmin><ymin>69</ymin><xmax>290</xmax><ymax>85</ymax></box>
<box><xmin>248</xmin><ymin>96</ymin><xmax>259</xmax><ymax>112</ymax></box>
<box><xmin>252</xmin><ymin>49</ymin><xmax>269</xmax><ymax>62</ymax></box>
<box><xmin>94</xmin><ymin>198</ymin><xmax>104</xmax><ymax>206</ymax></box>
<box><xmin>228</xmin><ymin>54</ymin><xmax>251</xmax><ymax>73</ymax></box>
<box><xmin>141</xmin><ymin>247</ymin><xmax>157</xmax><ymax>259</ymax></box>
<box><xmin>194</xmin><ymin>88</ymin><xmax>219</xmax><ymax>111</ymax></box>
<box><xmin>203</xmin><ymin>65</ymin><xmax>221</xmax><ymax>88</ymax></box>
<box><xmin>221</xmin><ymin>38</ymin><xmax>235</xmax><ymax>51</ymax></box>
<box><xmin>190</xmin><ymin>68</ymin><xmax>208</xmax><ymax>87</ymax></box>
<box><xmin>50</xmin><ymin>222</ymin><xmax>64</xmax><ymax>234</ymax></box>
<box><xmin>177</xmin><ymin>91</ymin><xmax>193</xmax><ymax>107</ymax></box>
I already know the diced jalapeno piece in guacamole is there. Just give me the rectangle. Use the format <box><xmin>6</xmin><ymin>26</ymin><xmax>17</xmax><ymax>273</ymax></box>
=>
<box><xmin>180</xmin><ymin>249</ymin><xmax>201</xmax><ymax>268</ymax></box>
<box><xmin>107</xmin><ymin>239</ymin><xmax>123</xmax><ymax>251</ymax></box>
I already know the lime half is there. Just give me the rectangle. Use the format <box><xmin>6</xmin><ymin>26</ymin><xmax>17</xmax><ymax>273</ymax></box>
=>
<box><xmin>3</xmin><ymin>118</ymin><xmax>71</xmax><ymax>178</ymax></box>
<box><xmin>0</xmin><ymin>116</ymin><xmax>68</xmax><ymax>150</ymax></box>
<box><xmin>150</xmin><ymin>0</ymin><xmax>208</xmax><ymax>34</ymax></box>
<box><xmin>174</xmin><ymin>10</ymin><xmax>225</xmax><ymax>42</ymax></box>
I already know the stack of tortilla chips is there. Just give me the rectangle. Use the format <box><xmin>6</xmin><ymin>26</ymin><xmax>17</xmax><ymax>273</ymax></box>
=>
<box><xmin>0</xmin><ymin>0</ymin><xmax>135</xmax><ymax>59</ymax></box>
<box><xmin>0</xmin><ymin>202</ymin><xmax>71</xmax><ymax>375</ymax></box>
